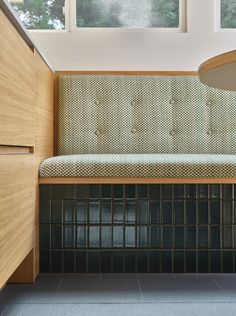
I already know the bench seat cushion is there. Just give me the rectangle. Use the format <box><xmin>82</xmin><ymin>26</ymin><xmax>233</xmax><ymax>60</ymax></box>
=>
<box><xmin>39</xmin><ymin>154</ymin><xmax>236</xmax><ymax>178</ymax></box>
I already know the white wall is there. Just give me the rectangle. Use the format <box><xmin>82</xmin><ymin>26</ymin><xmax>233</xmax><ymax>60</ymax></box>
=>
<box><xmin>31</xmin><ymin>0</ymin><xmax>236</xmax><ymax>71</ymax></box>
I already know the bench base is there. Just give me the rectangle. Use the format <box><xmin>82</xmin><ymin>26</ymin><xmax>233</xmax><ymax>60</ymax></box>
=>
<box><xmin>40</xmin><ymin>183</ymin><xmax>236</xmax><ymax>273</ymax></box>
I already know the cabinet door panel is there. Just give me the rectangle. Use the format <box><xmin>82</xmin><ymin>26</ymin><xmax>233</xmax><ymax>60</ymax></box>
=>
<box><xmin>35</xmin><ymin>50</ymin><xmax>54</xmax><ymax>158</ymax></box>
<box><xmin>0</xmin><ymin>10</ymin><xmax>34</xmax><ymax>146</ymax></box>
<box><xmin>0</xmin><ymin>155</ymin><xmax>35</xmax><ymax>288</ymax></box>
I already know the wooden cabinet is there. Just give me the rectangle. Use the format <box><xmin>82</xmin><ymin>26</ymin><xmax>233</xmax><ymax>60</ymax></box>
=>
<box><xmin>0</xmin><ymin>155</ymin><xmax>35</xmax><ymax>287</ymax></box>
<box><xmin>0</xmin><ymin>8</ymin><xmax>54</xmax><ymax>288</ymax></box>
<box><xmin>0</xmin><ymin>9</ymin><xmax>34</xmax><ymax>147</ymax></box>
<box><xmin>0</xmin><ymin>8</ymin><xmax>35</xmax><ymax>289</ymax></box>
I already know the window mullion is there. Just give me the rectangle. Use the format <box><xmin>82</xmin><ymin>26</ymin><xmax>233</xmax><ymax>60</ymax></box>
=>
<box><xmin>68</xmin><ymin>0</ymin><xmax>77</xmax><ymax>32</ymax></box>
<box><xmin>180</xmin><ymin>0</ymin><xmax>187</xmax><ymax>32</ymax></box>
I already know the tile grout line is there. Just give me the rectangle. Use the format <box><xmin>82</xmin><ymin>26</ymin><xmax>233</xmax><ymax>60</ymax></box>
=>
<box><xmin>1</xmin><ymin>304</ymin><xmax>9</xmax><ymax>316</ymax></box>
<box><xmin>212</xmin><ymin>277</ymin><xmax>222</xmax><ymax>290</ymax></box>
<box><xmin>54</xmin><ymin>278</ymin><xmax>63</xmax><ymax>299</ymax></box>
<box><xmin>58</xmin><ymin>279</ymin><xmax>63</xmax><ymax>291</ymax></box>
<box><xmin>137</xmin><ymin>279</ymin><xmax>144</xmax><ymax>303</ymax></box>
<box><xmin>212</xmin><ymin>276</ymin><xmax>229</xmax><ymax>300</ymax></box>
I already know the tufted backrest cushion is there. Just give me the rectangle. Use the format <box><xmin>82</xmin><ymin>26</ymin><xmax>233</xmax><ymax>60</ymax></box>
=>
<box><xmin>58</xmin><ymin>75</ymin><xmax>236</xmax><ymax>155</ymax></box>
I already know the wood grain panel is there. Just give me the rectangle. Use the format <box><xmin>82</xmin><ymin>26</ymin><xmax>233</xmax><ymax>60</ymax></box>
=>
<box><xmin>198</xmin><ymin>50</ymin><xmax>236</xmax><ymax>75</ymax></box>
<box><xmin>39</xmin><ymin>177</ymin><xmax>236</xmax><ymax>184</ymax></box>
<box><xmin>0</xmin><ymin>155</ymin><xmax>35</xmax><ymax>289</ymax></box>
<box><xmin>198</xmin><ymin>50</ymin><xmax>236</xmax><ymax>91</ymax></box>
<box><xmin>0</xmin><ymin>9</ymin><xmax>34</xmax><ymax>147</ymax></box>
<box><xmin>0</xmin><ymin>145</ymin><xmax>33</xmax><ymax>155</ymax></box>
<box><xmin>34</xmin><ymin>50</ymin><xmax>54</xmax><ymax>275</ymax></box>
<box><xmin>35</xmin><ymin>50</ymin><xmax>54</xmax><ymax>158</ymax></box>
<box><xmin>55</xmin><ymin>71</ymin><xmax>198</xmax><ymax>76</ymax></box>
<box><xmin>8</xmin><ymin>249</ymin><xmax>35</xmax><ymax>284</ymax></box>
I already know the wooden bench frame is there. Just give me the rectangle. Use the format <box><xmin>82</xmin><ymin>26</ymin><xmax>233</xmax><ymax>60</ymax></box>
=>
<box><xmin>39</xmin><ymin>177</ymin><xmax>236</xmax><ymax>184</ymax></box>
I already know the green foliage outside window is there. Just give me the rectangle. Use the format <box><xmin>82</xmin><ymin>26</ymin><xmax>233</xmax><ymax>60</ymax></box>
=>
<box><xmin>150</xmin><ymin>0</ymin><xmax>179</xmax><ymax>28</ymax></box>
<box><xmin>76</xmin><ymin>0</ymin><xmax>121</xmax><ymax>27</ymax></box>
<box><xmin>10</xmin><ymin>0</ymin><xmax>65</xmax><ymax>30</ymax></box>
<box><xmin>10</xmin><ymin>0</ymin><xmax>180</xmax><ymax>30</ymax></box>
<box><xmin>221</xmin><ymin>0</ymin><xmax>236</xmax><ymax>28</ymax></box>
<box><xmin>76</xmin><ymin>0</ymin><xmax>179</xmax><ymax>28</ymax></box>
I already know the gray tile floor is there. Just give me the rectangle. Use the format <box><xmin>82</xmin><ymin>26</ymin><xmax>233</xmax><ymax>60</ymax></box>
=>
<box><xmin>1</xmin><ymin>274</ymin><xmax>236</xmax><ymax>315</ymax></box>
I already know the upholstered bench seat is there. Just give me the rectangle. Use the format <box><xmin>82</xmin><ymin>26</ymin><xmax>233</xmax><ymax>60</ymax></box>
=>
<box><xmin>39</xmin><ymin>75</ymin><xmax>236</xmax><ymax>183</ymax></box>
<box><xmin>39</xmin><ymin>154</ymin><xmax>236</xmax><ymax>178</ymax></box>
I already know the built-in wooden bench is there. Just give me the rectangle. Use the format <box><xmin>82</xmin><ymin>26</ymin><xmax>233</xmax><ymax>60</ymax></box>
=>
<box><xmin>39</xmin><ymin>73</ymin><xmax>236</xmax><ymax>184</ymax></box>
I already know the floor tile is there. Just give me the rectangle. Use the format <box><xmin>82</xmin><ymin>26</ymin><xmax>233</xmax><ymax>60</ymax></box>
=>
<box><xmin>211</xmin><ymin>274</ymin><xmax>236</xmax><ymax>278</ymax></box>
<box><xmin>174</xmin><ymin>274</ymin><xmax>213</xmax><ymax>279</ymax></box>
<box><xmin>40</xmin><ymin>274</ymin><xmax>101</xmax><ymax>280</ymax></box>
<box><xmin>0</xmin><ymin>304</ymin><xmax>8</xmax><ymax>316</ymax></box>
<box><xmin>213</xmin><ymin>275</ymin><xmax>236</xmax><ymax>301</ymax></box>
<box><xmin>0</xmin><ymin>288</ymin><xmax>57</xmax><ymax>305</ymax></box>
<box><xmin>2</xmin><ymin>273</ymin><xmax>236</xmax><ymax>313</ymax></box>
<box><xmin>35</xmin><ymin>274</ymin><xmax>63</xmax><ymax>284</ymax></box>
<box><xmin>101</xmin><ymin>273</ymin><xmax>139</xmax><ymax>280</ymax></box>
<box><xmin>140</xmin><ymin>276</ymin><xmax>228</xmax><ymax>302</ymax></box>
<box><xmin>193</xmin><ymin>303</ymin><xmax>236</xmax><ymax>316</ymax></box>
<box><xmin>101</xmin><ymin>273</ymin><xmax>174</xmax><ymax>280</ymax></box>
<box><xmin>0</xmin><ymin>278</ymin><xmax>60</xmax><ymax>304</ymax></box>
<box><xmin>56</xmin><ymin>278</ymin><xmax>142</xmax><ymax>303</ymax></box>
<box><xmin>2</xmin><ymin>303</ymin><xmax>196</xmax><ymax>316</ymax></box>
<box><xmin>139</xmin><ymin>274</ymin><xmax>175</xmax><ymax>280</ymax></box>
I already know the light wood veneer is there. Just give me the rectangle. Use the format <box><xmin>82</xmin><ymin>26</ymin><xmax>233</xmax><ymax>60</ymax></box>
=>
<box><xmin>39</xmin><ymin>177</ymin><xmax>236</xmax><ymax>184</ymax></box>
<box><xmin>198</xmin><ymin>50</ymin><xmax>236</xmax><ymax>91</ymax></box>
<box><xmin>0</xmin><ymin>155</ymin><xmax>35</xmax><ymax>288</ymax></box>
<box><xmin>0</xmin><ymin>9</ymin><xmax>34</xmax><ymax>147</ymax></box>
<box><xmin>0</xmin><ymin>10</ymin><xmax>54</xmax><ymax>288</ymax></box>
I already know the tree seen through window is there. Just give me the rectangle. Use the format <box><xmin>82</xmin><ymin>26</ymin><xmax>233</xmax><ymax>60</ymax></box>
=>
<box><xmin>221</xmin><ymin>0</ymin><xmax>236</xmax><ymax>28</ymax></box>
<box><xmin>10</xmin><ymin>0</ymin><xmax>180</xmax><ymax>30</ymax></box>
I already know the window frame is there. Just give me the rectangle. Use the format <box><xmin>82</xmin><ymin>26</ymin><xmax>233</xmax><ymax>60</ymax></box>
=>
<box><xmin>70</xmin><ymin>0</ymin><xmax>187</xmax><ymax>33</ymax></box>
<box><xmin>24</xmin><ymin>0</ymin><xmax>187</xmax><ymax>33</ymax></box>
<box><xmin>215</xmin><ymin>0</ymin><xmax>236</xmax><ymax>32</ymax></box>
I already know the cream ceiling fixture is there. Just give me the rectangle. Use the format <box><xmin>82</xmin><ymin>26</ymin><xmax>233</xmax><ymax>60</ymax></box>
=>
<box><xmin>198</xmin><ymin>50</ymin><xmax>236</xmax><ymax>91</ymax></box>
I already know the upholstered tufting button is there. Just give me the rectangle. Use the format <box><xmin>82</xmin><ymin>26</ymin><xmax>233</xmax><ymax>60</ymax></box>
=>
<box><xmin>207</xmin><ymin>129</ymin><xmax>212</xmax><ymax>136</ymax></box>
<box><xmin>169</xmin><ymin>129</ymin><xmax>175</xmax><ymax>136</ymax></box>
<box><xmin>131</xmin><ymin>128</ymin><xmax>138</xmax><ymax>134</ymax></box>
<box><xmin>95</xmin><ymin>100</ymin><xmax>100</xmax><ymax>105</ymax></box>
<box><xmin>206</xmin><ymin>100</ymin><xmax>213</xmax><ymax>106</ymax></box>
<box><xmin>94</xmin><ymin>129</ymin><xmax>101</xmax><ymax>136</ymax></box>
<box><xmin>169</xmin><ymin>98</ymin><xmax>175</xmax><ymax>105</ymax></box>
<box><xmin>131</xmin><ymin>100</ymin><xmax>136</xmax><ymax>106</ymax></box>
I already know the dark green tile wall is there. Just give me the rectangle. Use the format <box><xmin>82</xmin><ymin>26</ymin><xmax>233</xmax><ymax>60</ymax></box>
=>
<box><xmin>40</xmin><ymin>184</ymin><xmax>236</xmax><ymax>273</ymax></box>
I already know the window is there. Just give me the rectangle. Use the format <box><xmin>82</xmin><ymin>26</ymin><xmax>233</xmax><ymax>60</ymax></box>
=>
<box><xmin>8</xmin><ymin>0</ymin><xmax>65</xmax><ymax>30</ymax></box>
<box><xmin>9</xmin><ymin>0</ymin><xmax>186</xmax><ymax>31</ymax></box>
<box><xmin>76</xmin><ymin>0</ymin><xmax>180</xmax><ymax>28</ymax></box>
<box><xmin>220</xmin><ymin>0</ymin><xmax>236</xmax><ymax>28</ymax></box>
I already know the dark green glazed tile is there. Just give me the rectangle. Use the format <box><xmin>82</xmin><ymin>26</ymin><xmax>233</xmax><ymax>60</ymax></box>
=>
<box><xmin>198</xmin><ymin>250</ymin><xmax>209</xmax><ymax>273</ymax></box>
<box><xmin>174</xmin><ymin>251</ymin><xmax>184</xmax><ymax>273</ymax></box>
<box><xmin>63</xmin><ymin>251</ymin><xmax>75</xmax><ymax>273</ymax></box>
<box><xmin>161</xmin><ymin>251</ymin><xmax>172</xmax><ymax>273</ymax></box>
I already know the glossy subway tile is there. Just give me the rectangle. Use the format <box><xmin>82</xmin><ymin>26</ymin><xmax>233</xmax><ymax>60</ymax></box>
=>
<box><xmin>40</xmin><ymin>184</ymin><xmax>236</xmax><ymax>273</ymax></box>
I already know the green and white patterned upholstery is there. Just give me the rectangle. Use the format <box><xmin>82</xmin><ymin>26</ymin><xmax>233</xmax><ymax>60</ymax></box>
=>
<box><xmin>39</xmin><ymin>75</ymin><xmax>236</xmax><ymax>178</ymax></box>
<box><xmin>40</xmin><ymin>154</ymin><xmax>236</xmax><ymax>178</ymax></box>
